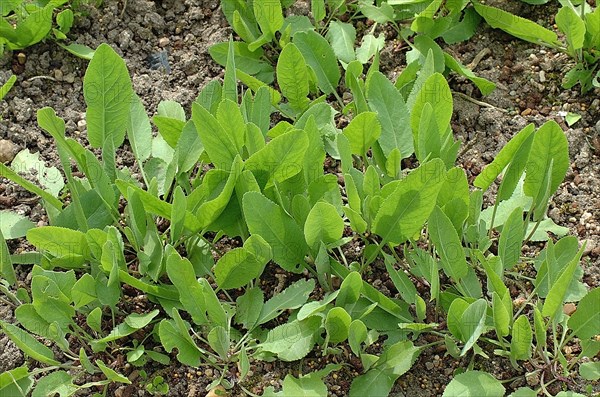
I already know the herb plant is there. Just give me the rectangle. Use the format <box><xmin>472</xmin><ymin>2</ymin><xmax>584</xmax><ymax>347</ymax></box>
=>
<box><xmin>0</xmin><ymin>0</ymin><xmax>598</xmax><ymax>396</ymax></box>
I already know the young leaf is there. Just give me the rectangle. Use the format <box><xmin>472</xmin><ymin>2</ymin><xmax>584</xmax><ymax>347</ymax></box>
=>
<box><xmin>428</xmin><ymin>206</ymin><xmax>468</xmax><ymax>281</ymax></box>
<box><xmin>32</xmin><ymin>371</ymin><xmax>78</xmax><ymax>397</ymax></box>
<box><xmin>342</xmin><ymin>112</ymin><xmax>381</xmax><ymax>156</ymax></box>
<box><xmin>325</xmin><ymin>307</ymin><xmax>351</xmax><ymax>344</ymax></box>
<box><xmin>498</xmin><ymin>206</ymin><xmax>525</xmax><ymax>269</ymax></box>
<box><xmin>568</xmin><ymin>287</ymin><xmax>600</xmax><ymax>340</ymax></box>
<box><xmin>542</xmin><ymin>243</ymin><xmax>585</xmax><ymax>318</ymax></box>
<box><xmin>411</xmin><ymin>73</ymin><xmax>452</xmax><ymax>146</ymax></box>
<box><xmin>555</xmin><ymin>6</ymin><xmax>585</xmax><ymax>54</ymax></box>
<box><xmin>0</xmin><ymin>320</ymin><xmax>60</xmax><ymax>365</ymax></box>
<box><xmin>372</xmin><ymin>159</ymin><xmax>446</xmax><ymax>246</ymax></box>
<box><xmin>243</xmin><ymin>191</ymin><xmax>308</xmax><ymax>272</ymax></box>
<box><xmin>166</xmin><ymin>250</ymin><xmax>208</xmax><ymax>325</ymax></box>
<box><xmin>348</xmin><ymin>319</ymin><xmax>368</xmax><ymax>356</ymax></box>
<box><xmin>158</xmin><ymin>316</ymin><xmax>202</xmax><ymax>366</ymax></box>
<box><xmin>366</xmin><ymin>71</ymin><xmax>412</xmax><ymax>158</ymax></box>
<box><xmin>83</xmin><ymin>43</ymin><xmax>133</xmax><ymax>149</ymax></box>
<box><xmin>511</xmin><ymin>315</ymin><xmax>532</xmax><ymax>361</ymax></box>
<box><xmin>293</xmin><ymin>30</ymin><xmax>341</xmax><ymax>94</ymax></box>
<box><xmin>257</xmin><ymin>278</ymin><xmax>315</xmax><ymax>325</ymax></box>
<box><xmin>277</xmin><ymin>43</ymin><xmax>310</xmax><ymax>111</ymax></box>
<box><xmin>0</xmin><ymin>228</ymin><xmax>16</xmax><ymax>286</ymax></box>
<box><xmin>259</xmin><ymin>316</ymin><xmax>321</xmax><ymax>361</ymax></box>
<box><xmin>326</xmin><ymin>21</ymin><xmax>356</xmax><ymax>64</ymax></box>
<box><xmin>96</xmin><ymin>360</ymin><xmax>131</xmax><ymax>384</ymax></box>
<box><xmin>215</xmin><ymin>235</ymin><xmax>272</xmax><ymax>289</ymax></box>
<box><xmin>304</xmin><ymin>201</ymin><xmax>344</xmax><ymax>249</ymax></box>
<box><xmin>236</xmin><ymin>286</ymin><xmax>264</xmax><ymax>329</ymax></box>
<box><xmin>442</xmin><ymin>370</ymin><xmax>505</xmax><ymax>397</ymax></box>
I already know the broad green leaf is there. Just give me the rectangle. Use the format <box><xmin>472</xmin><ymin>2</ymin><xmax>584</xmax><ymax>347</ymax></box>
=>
<box><xmin>443</xmin><ymin>52</ymin><xmax>495</xmax><ymax>95</ymax></box>
<box><xmin>474</xmin><ymin>124</ymin><xmax>535</xmax><ymax>192</ymax></box>
<box><xmin>492</xmin><ymin>292</ymin><xmax>510</xmax><ymax>337</ymax></box>
<box><xmin>524</xmin><ymin>121</ymin><xmax>569</xmax><ymax>210</ymax></box>
<box><xmin>32</xmin><ymin>371</ymin><xmax>78</xmax><ymax>397</ymax></box>
<box><xmin>325</xmin><ymin>307</ymin><xmax>351</xmax><ymax>343</ymax></box>
<box><xmin>127</xmin><ymin>94</ymin><xmax>152</xmax><ymax>163</ymax></box>
<box><xmin>215</xmin><ymin>235</ymin><xmax>272</xmax><ymax>289</ymax></box>
<box><xmin>209</xmin><ymin>42</ymin><xmax>274</xmax><ymax>83</ymax></box>
<box><xmin>96</xmin><ymin>360</ymin><xmax>131</xmax><ymax>384</ymax></box>
<box><xmin>208</xmin><ymin>326</ymin><xmax>229</xmax><ymax>359</ymax></box>
<box><xmin>385</xmin><ymin>259</ymin><xmax>417</xmax><ymax>305</ymax></box>
<box><xmin>542</xmin><ymin>243</ymin><xmax>585</xmax><ymax>318</ymax></box>
<box><xmin>510</xmin><ymin>315</ymin><xmax>532</xmax><ymax>361</ymax></box>
<box><xmin>326</xmin><ymin>21</ymin><xmax>356</xmax><ymax>64</ymax></box>
<box><xmin>509</xmin><ymin>388</ymin><xmax>538</xmax><ymax>397</ymax></box>
<box><xmin>411</xmin><ymin>73</ymin><xmax>452</xmax><ymax>145</ymax></box>
<box><xmin>366</xmin><ymin>71</ymin><xmax>412</xmax><ymax>157</ymax></box>
<box><xmin>158</xmin><ymin>318</ymin><xmax>202</xmax><ymax>367</ymax></box>
<box><xmin>447</xmin><ymin>298</ymin><xmax>469</xmax><ymax>341</ymax></box>
<box><xmin>342</xmin><ymin>112</ymin><xmax>381</xmax><ymax>156</ymax></box>
<box><xmin>254</xmin><ymin>0</ymin><xmax>283</xmax><ymax>37</ymax></box>
<box><xmin>472</xmin><ymin>2</ymin><xmax>560</xmax><ymax>47</ymax></box>
<box><xmin>349</xmin><ymin>368</ymin><xmax>396</xmax><ymax>397</ymax></box>
<box><xmin>0</xmin><ymin>366</ymin><xmax>33</xmax><ymax>396</ymax></box>
<box><xmin>442</xmin><ymin>371</ymin><xmax>505</xmax><ymax>397</ymax></box>
<box><xmin>192</xmin><ymin>102</ymin><xmax>239</xmax><ymax>170</ymax></box>
<box><xmin>428</xmin><ymin>206</ymin><xmax>468</xmax><ymax>281</ymax></box>
<box><xmin>260</xmin><ymin>317</ymin><xmax>321</xmax><ymax>361</ymax></box>
<box><xmin>579</xmin><ymin>362</ymin><xmax>600</xmax><ymax>381</ymax></box>
<box><xmin>245</xmin><ymin>129</ymin><xmax>308</xmax><ymax>189</ymax></box>
<box><xmin>197</xmin><ymin>156</ymin><xmax>243</xmax><ymax>228</ymax></box>
<box><xmin>533</xmin><ymin>307</ymin><xmax>546</xmax><ymax>351</ymax></box>
<box><xmin>460</xmin><ymin>299</ymin><xmax>487</xmax><ymax>355</ymax></box>
<box><xmin>294</xmin><ymin>30</ymin><xmax>341</xmax><ymax>94</ymax></box>
<box><xmin>243</xmin><ymin>192</ymin><xmax>308</xmax><ymax>272</ymax></box>
<box><xmin>277</xmin><ymin>43</ymin><xmax>309</xmax><ymax>111</ymax></box>
<box><xmin>311</xmin><ymin>0</ymin><xmax>325</xmax><ymax>22</ymax></box>
<box><xmin>236</xmin><ymin>286</ymin><xmax>264</xmax><ymax>329</ymax></box>
<box><xmin>0</xmin><ymin>320</ymin><xmax>59</xmax><ymax>365</ymax></box>
<box><xmin>72</xmin><ymin>274</ymin><xmax>97</xmax><ymax>308</ymax></box>
<box><xmin>304</xmin><ymin>202</ymin><xmax>344</xmax><ymax>249</ymax></box>
<box><xmin>166</xmin><ymin>250</ymin><xmax>208</xmax><ymax>325</ymax></box>
<box><xmin>198</xmin><ymin>278</ymin><xmax>228</xmax><ymax>327</ymax></box>
<box><xmin>257</xmin><ymin>279</ymin><xmax>315</xmax><ymax>325</ymax></box>
<box><xmin>498</xmin><ymin>206</ymin><xmax>525</xmax><ymax>269</ymax></box>
<box><xmin>11</xmin><ymin>149</ymin><xmax>65</xmax><ymax>197</ymax></box>
<box><xmin>83</xmin><ymin>43</ymin><xmax>133</xmax><ymax>148</ymax></box>
<box><xmin>337</xmin><ymin>271</ymin><xmax>362</xmax><ymax>307</ymax></box>
<box><xmin>372</xmin><ymin>159</ymin><xmax>446</xmax><ymax>246</ymax></box>
<box><xmin>356</xmin><ymin>33</ymin><xmax>385</xmax><ymax>64</ymax></box>
<box><xmin>348</xmin><ymin>319</ymin><xmax>367</xmax><ymax>356</ymax></box>
<box><xmin>359</xmin><ymin>2</ymin><xmax>394</xmax><ymax>23</ymax></box>
<box><xmin>282</xmin><ymin>372</ymin><xmax>327</xmax><ymax>397</ymax></box>
<box><xmin>4</xmin><ymin>195</ymin><xmax>49</xmax><ymax>234</ymax></box>
<box><xmin>26</xmin><ymin>226</ymin><xmax>87</xmax><ymax>258</ymax></box>
<box><xmin>555</xmin><ymin>6</ymin><xmax>585</xmax><ymax>54</ymax></box>
<box><xmin>568</xmin><ymin>287</ymin><xmax>600</xmax><ymax>340</ymax></box>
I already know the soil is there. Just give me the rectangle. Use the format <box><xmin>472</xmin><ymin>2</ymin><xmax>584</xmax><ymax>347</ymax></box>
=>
<box><xmin>0</xmin><ymin>0</ymin><xmax>598</xmax><ymax>396</ymax></box>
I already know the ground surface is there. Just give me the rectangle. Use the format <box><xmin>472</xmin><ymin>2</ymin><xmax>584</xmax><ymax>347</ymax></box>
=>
<box><xmin>0</xmin><ymin>0</ymin><xmax>598</xmax><ymax>396</ymax></box>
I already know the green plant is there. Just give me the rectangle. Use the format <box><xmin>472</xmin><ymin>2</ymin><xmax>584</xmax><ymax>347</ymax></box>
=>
<box><xmin>0</xmin><ymin>1</ymin><xmax>598</xmax><ymax>396</ymax></box>
<box><xmin>473</xmin><ymin>0</ymin><xmax>600</xmax><ymax>93</ymax></box>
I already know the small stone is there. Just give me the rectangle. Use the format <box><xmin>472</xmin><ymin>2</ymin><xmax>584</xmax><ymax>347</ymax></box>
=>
<box><xmin>119</xmin><ymin>30</ymin><xmax>132</xmax><ymax>49</ymax></box>
<box><xmin>54</xmin><ymin>69</ymin><xmax>63</xmax><ymax>81</ymax></box>
<box><xmin>0</xmin><ymin>139</ymin><xmax>17</xmax><ymax>163</ymax></box>
<box><xmin>64</xmin><ymin>74</ymin><xmax>75</xmax><ymax>84</ymax></box>
<box><xmin>574</xmin><ymin>174</ymin><xmax>582</xmax><ymax>185</ymax></box>
<box><xmin>425</xmin><ymin>362</ymin><xmax>435</xmax><ymax>370</ymax></box>
<box><xmin>563</xmin><ymin>303</ymin><xmax>577</xmax><ymax>316</ymax></box>
<box><xmin>521</xmin><ymin>108</ymin><xmax>532</xmax><ymax>116</ymax></box>
<box><xmin>539</xmin><ymin>70</ymin><xmax>546</xmax><ymax>83</ymax></box>
<box><xmin>158</xmin><ymin>37</ymin><xmax>170</xmax><ymax>47</ymax></box>
<box><xmin>204</xmin><ymin>368</ymin><xmax>213</xmax><ymax>377</ymax></box>
<box><xmin>77</xmin><ymin>119</ymin><xmax>87</xmax><ymax>131</ymax></box>
<box><xmin>175</xmin><ymin>27</ymin><xmax>182</xmax><ymax>34</ymax></box>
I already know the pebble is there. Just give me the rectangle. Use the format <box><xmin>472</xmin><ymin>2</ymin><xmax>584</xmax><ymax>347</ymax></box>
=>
<box><xmin>119</xmin><ymin>30</ymin><xmax>132</xmax><ymax>49</ymax></box>
<box><xmin>0</xmin><ymin>139</ymin><xmax>17</xmax><ymax>163</ymax></box>
<box><xmin>64</xmin><ymin>74</ymin><xmax>75</xmax><ymax>84</ymax></box>
<box><xmin>521</xmin><ymin>108</ymin><xmax>532</xmax><ymax>116</ymax></box>
<box><xmin>158</xmin><ymin>37</ymin><xmax>170</xmax><ymax>47</ymax></box>
<box><xmin>539</xmin><ymin>70</ymin><xmax>546</xmax><ymax>83</ymax></box>
<box><xmin>77</xmin><ymin>119</ymin><xmax>87</xmax><ymax>131</ymax></box>
<box><xmin>54</xmin><ymin>69</ymin><xmax>63</xmax><ymax>81</ymax></box>
<box><xmin>425</xmin><ymin>362</ymin><xmax>435</xmax><ymax>370</ymax></box>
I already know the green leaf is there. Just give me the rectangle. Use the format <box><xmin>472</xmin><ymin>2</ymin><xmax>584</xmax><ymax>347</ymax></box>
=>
<box><xmin>555</xmin><ymin>6</ymin><xmax>585</xmax><ymax>54</ymax></box>
<box><xmin>443</xmin><ymin>52</ymin><xmax>495</xmax><ymax>95</ymax></box>
<box><xmin>0</xmin><ymin>210</ymin><xmax>34</xmax><ymax>239</ymax></box>
<box><xmin>166</xmin><ymin>250</ymin><xmax>208</xmax><ymax>325</ymax></box>
<box><xmin>83</xmin><ymin>43</ymin><xmax>133</xmax><ymax>149</ymax></box>
<box><xmin>260</xmin><ymin>316</ymin><xmax>321</xmax><ymax>361</ymax></box>
<box><xmin>326</xmin><ymin>21</ymin><xmax>356</xmax><ymax>64</ymax></box>
<box><xmin>236</xmin><ymin>286</ymin><xmax>264</xmax><ymax>329</ymax></box>
<box><xmin>191</xmin><ymin>102</ymin><xmax>239</xmax><ymax>170</ymax></box>
<box><xmin>524</xmin><ymin>121</ymin><xmax>569</xmax><ymax>213</ymax></box>
<box><xmin>428</xmin><ymin>206</ymin><xmax>468</xmax><ymax>281</ymax></box>
<box><xmin>277</xmin><ymin>43</ymin><xmax>310</xmax><ymax>111</ymax></box>
<box><xmin>254</xmin><ymin>0</ymin><xmax>283</xmax><ymax>37</ymax></box>
<box><xmin>0</xmin><ymin>320</ymin><xmax>59</xmax><ymax>365</ymax></box>
<box><xmin>459</xmin><ymin>299</ymin><xmax>488</xmax><ymax>355</ymax></box>
<box><xmin>385</xmin><ymin>260</ymin><xmax>417</xmax><ymax>305</ymax></box>
<box><xmin>509</xmin><ymin>388</ymin><xmax>538</xmax><ymax>397</ymax></box>
<box><xmin>158</xmin><ymin>317</ymin><xmax>202</xmax><ymax>367</ymax></box>
<box><xmin>11</xmin><ymin>149</ymin><xmax>65</xmax><ymax>197</ymax></box>
<box><xmin>294</xmin><ymin>30</ymin><xmax>341</xmax><ymax>94</ymax></box>
<box><xmin>32</xmin><ymin>371</ymin><xmax>78</xmax><ymax>397</ymax></box>
<box><xmin>542</xmin><ymin>243</ymin><xmax>585</xmax><ymax>318</ymax></box>
<box><xmin>325</xmin><ymin>307</ymin><xmax>351</xmax><ymax>343</ymax></box>
<box><xmin>373</xmin><ymin>159</ymin><xmax>446</xmax><ymax>246</ymax></box>
<box><xmin>304</xmin><ymin>202</ymin><xmax>344</xmax><ymax>249</ymax></box>
<box><xmin>472</xmin><ymin>1</ymin><xmax>560</xmax><ymax>47</ymax></box>
<box><xmin>342</xmin><ymin>112</ymin><xmax>381</xmax><ymax>156</ymax></box>
<box><xmin>348</xmin><ymin>319</ymin><xmax>367</xmax><ymax>356</ymax></box>
<box><xmin>0</xmin><ymin>163</ymin><xmax>62</xmax><ymax>210</ymax></box>
<box><xmin>215</xmin><ymin>235</ymin><xmax>272</xmax><ymax>289</ymax></box>
<box><xmin>127</xmin><ymin>94</ymin><xmax>152</xmax><ymax>163</ymax></box>
<box><xmin>498</xmin><ymin>206</ymin><xmax>525</xmax><ymax>269</ymax></box>
<box><xmin>492</xmin><ymin>292</ymin><xmax>510</xmax><ymax>338</ymax></box>
<box><xmin>411</xmin><ymin>73</ymin><xmax>452</xmax><ymax>147</ymax></box>
<box><xmin>243</xmin><ymin>191</ymin><xmax>309</xmax><ymax>272</ymax></box>
<box><xmin>356</xmin><ymin>33</ymin><xmax>385</xmax><ymax>64</ymax></box>
<box><xmin>96</xmin><ymin>360</ymin><xmax>131</xmax><ymax>384</ymax></box>
<box><xmin>0</xmin><ymin>366</ymin><xmax>33</xmax><ymax>396</ymax></box>
<box><xmin>366</xmin><ymin>71</ymin><xmax>412</xmax><ymax>158</ymax></box>
<box><xmin>257</xmin><ymin>278</ymin><xmax>315</xmax><ymax>325</ymax></box>
<box><xmin>568</xmin><ymin>287</ymin><xmax>600</xmax><ymax>340</ymax></box>
<box><xmin>0</xmin><ymin>228</ymin><xmax>15</xmax><ymax>285</ymax></box>
<box><xmin>579</xmin><ymin>362</ymin><xmax>600</xmax><ymax>381</ymax></box>
<box><xmin>27</xmin><ymin>226</ymin><xmax>87</xmax><ymax>258</ymax></box>
<box><xmin>281</xmin><ymin>372</ymin><xmax>327</xmax><ymax>397</ymax></box>
<box><xmin>511</xmin><ymin>315</ymin><xmax>532</xmax><ymax>361</ymax></box>
<box><xmin>208</xmin><ymin>326</ymin><xmax>229</xmax><ymax>359</ymax></box>
<box><xmin>442</xmin><ymin>370</ymin><xmax>505</xmax><ymax>397</ymax></box>
<box><xmin>337</xmin><ymin>271</ymin><xmax>363</xmax><ymax>307</ymax></box>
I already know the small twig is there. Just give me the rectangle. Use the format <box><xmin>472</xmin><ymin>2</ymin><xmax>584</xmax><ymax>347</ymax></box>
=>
<box><xmin>26</xmin><ymin>76</ymin><xmax>56</xmax><ymax>82</ymax></box>
<box><xmin>452</xmin><ymin>91</ymin><xmax>508</xmax><ymax>113</ymax></box>
<box><xmin>468</xmin><ymin>48</ymin><xmax>491</xmax><ymax>70</ymax></box>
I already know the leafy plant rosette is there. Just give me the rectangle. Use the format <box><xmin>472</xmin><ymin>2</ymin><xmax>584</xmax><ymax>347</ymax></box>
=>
<box><xmin>0</xmin><ymin>1</ymin><xmax>598</xmax><ymax>397</ymax></box>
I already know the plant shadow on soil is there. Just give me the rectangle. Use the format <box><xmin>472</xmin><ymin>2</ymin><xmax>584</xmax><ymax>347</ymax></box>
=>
<box><xmin>0</xmin><ymin>0</ymin><xmax>599</xmax><ymax>395</ymax></box>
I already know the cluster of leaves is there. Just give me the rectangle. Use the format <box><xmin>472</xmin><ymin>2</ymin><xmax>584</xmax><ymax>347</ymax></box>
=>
<box><xmin>0</xmin><ymin>0</ymin><xmax>598</xmax><ymax>396</ymax></box>
<box><xmin>0</xmin><ymin>0</ymin><xmax>96</xmax><ymax>58</ymax></box>
<box><xmin>473</xmin><ymin>0</ymin><xmax>600</xmax><ymax>93</ymax></box>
